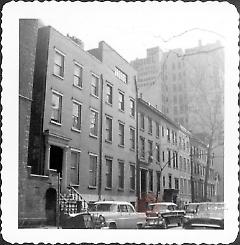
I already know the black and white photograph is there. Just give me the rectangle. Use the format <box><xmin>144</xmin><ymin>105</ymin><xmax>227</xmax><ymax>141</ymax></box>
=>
<box><xmin>1</xmin><ymin>1</ymin><xmax>239</xmax><ymax>244</ymax></box>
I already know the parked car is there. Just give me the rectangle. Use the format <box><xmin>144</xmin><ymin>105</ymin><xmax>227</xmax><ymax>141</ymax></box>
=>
<box><xmin>145</xmin><ymin>202</ymin><xmax>185</xmax><ymax>229</ymax></box>
<box><xmin>183</xmin><ymin>202</ymin><xmax>224</xmax><ymax>229</ymax></box>
<box><xmin>89</xmin><ymin>201</ymin><xmax>146</xmax><ymax>229</ymax></box>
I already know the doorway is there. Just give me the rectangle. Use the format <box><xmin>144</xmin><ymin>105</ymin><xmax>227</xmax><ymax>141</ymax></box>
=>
<box><xmin>49</xmin><ymin>145</ymin><xmax>63</xmax><ymax>176</ymax></box>
<box><xmin>45</xmin><ymin>188</ymin><xmax>57</xmax><ymax>226</ymax></box>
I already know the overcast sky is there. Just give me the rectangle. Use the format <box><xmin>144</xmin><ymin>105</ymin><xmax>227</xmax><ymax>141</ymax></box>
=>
<box><xmin>5</xmin><ymin>1</ymin><xmax>237</xmax><ymax>62</ymax></box>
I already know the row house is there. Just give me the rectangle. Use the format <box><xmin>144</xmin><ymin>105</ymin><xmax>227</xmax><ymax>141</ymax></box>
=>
<box><xmin>26</xmin><ymin>22</ymin><xmax>137</xmax><ymax>225</ymax></box>
<box><xmin>190</xmin><ymin>135</ymin><xmax>218</xmax><ymax>202</ymax></box>
<box><xmin>137</xmin><ymin>98</ymin><xmax>191</xmax><ymax>211</ymax></box>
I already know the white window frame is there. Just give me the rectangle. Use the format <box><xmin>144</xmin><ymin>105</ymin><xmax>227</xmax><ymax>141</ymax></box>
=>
<box><xmin>73</xmin><ymin>61</ymin><xmax>83</xmax><ymax>88</ymax></box>
<box><xmin>89</xmin><ymin>153</ymin><xmax>98</xmax><ymax>188</ymax></box>
<box><xmin>53</xmin><ymin>48</ymin><xmax>65</xmax><ymax>79</ymax></box>
<box><xmin>105</xmin><ymin>115</ymin><xmax>113</xmax><ymax>142</ymax></box>
<box><xmin>89</xmin><ymin>108</ymin><xmax>99</xmax><ymax>138</ymax></box>
<box><xmin>106</xmin><ymin>82</ymin><xmax>113</xmax><ymax>105</ymax></box>
<box><xmin>70</xmin><ymin>149</ymin><xmax>81</xmax><ymax>186</ymax></box>
<box><xmin>50</xmin><ymin>89</ymin><xmax>63</xmax><ymax>125</ymax></box>
<box><xmin>105</xmin><ymin>157</ymin><xmax>113</xmax><ymax>189</ymax></box>
<box><xmin>72</xmin><ymin>99</ymin><xmax>82</xmax><ymax>131</ymax></box>
<box><xmin>91</xmin><ymin>73</ymin><xmax>99</xmax><ymax>98</ymax></box>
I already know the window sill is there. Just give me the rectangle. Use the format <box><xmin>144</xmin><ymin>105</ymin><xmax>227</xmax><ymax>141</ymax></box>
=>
<box><xmin>129</xmin><ymin>148</ymin><xmax>135</xmax><ymax>152</ymax></box>
<box><xmin>89</xmin><ymin>134</ymin><xmax>98</xmax><ymax>139</ymax></box>
<box><xmin>50</xmin><ymin>120</ymin><xmax>62</xmax><ymax>127</ymax></box>
<box><xmin>88</xmin><ymin>185</ymin><xmax>97</xmax><ymax>189</ymax></box>
<box><xmin>130</xmin><ymin>115</ymin><xmax>135</xmax><ymax>119</ymax></box>
<box><xmin>118</xmin><ymin>144</ymin><xmax>125</xmax><ymax>148</ymax></box>
<box><xmin>53</xmin><ymin>73</ymin><xmax>64</xmax><ymax>80</ymax></box>
<box><xmin>105</xmin><ymin>187</ymin><xmax>112</xmax><ymax>190</ymax></box>
<box><xmin>148</xmin><ymin>132</ymin><xmax>153</xmax><ymax>135</ymax></box>
<box><xmin>118</xmin><ymin>188</ymin><xmax>124</xmax><ymax>192</ymax></box>
<box><xmin>105</xmin><ymin>101</ymin><xmax>113</xmax><ymax>107</ymax></box>
<box><xmin>105</xmin><ymin>139</ymin><xmax>112</xmax><ymax>144</ymax></box>
<box><xmin>118</xmin><ymin>109</ymin><xmax>125</xmax><ymax>113</ymax></box>
<box><xmin>129</xmin><ymin>189</ymin><xmax>135</xmax><ymax>192</ymax></box>
<box><xmin>90</xmin><ymin>93</ymin><xmax>99</xmax><ymax>99</ymax></box>
<box><xmin>140</xmin><ymin>128</ymin><xmax>145</xmax><ymax>132</ymax></box>
<box><xmin>71</xmin><ymin>127</ymin><xmax>81</xmax><ymax>133</ymax></box>
<box><xmin>73</xmin><ymin>84</ymin><xmax>83</xmax><ymax>90</ymax></box>
<box><xmin>70</xmin><ymin>184</ymin><xmax>79</xmax><ymax>187</ymax></box>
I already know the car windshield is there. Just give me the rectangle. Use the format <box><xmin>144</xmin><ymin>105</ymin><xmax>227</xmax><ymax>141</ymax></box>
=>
<box><xmin>95</xmin><ymin>203</ymin><xmax>117</xmax><ymax>212</ymax></box>
<box><xmin>185</xmin><ymin>204</ymin><xmax>198</xmax><ymax>213</ymax></box>
<box><xmin>148</xmin><ymin>204</ymin><xmax>176</xmax><ymax>212</ymax></box>
<box><xmin>198</xmin><ymin>203</ymin><xmax>224</xmax><ymax>212</ymax></box>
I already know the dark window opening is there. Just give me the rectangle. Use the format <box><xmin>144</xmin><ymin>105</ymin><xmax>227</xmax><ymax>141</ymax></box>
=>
<box><xmin>141</xmin><ymin>169</ymin><xmax>147</xmax><ymax>193</ymax></box>
<box><xmin>50</xmin><ymin>145</ymin><xmax>63</xmax><ymax>176</ymax></box>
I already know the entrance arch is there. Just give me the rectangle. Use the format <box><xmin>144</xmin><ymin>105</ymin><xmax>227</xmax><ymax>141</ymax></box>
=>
<box><xmin>45</xmin><ymin>188</ymin><xmax>57</xmax><ymax>226</ymax></box>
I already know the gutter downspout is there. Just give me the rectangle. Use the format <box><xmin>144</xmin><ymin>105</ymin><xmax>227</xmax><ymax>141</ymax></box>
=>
<box><xmin>98</xmin><ymin>74</ymin><xmax>104</xmax><ymax>201</ymax></box>
<box><xmin>135</xmin><ymin>76</ymin><xmax>140</xmax><ymax>211</ymax></box>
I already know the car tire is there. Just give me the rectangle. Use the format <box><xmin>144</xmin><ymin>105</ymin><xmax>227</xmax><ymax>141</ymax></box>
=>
<box><xmin>162</xmin><ymin>219</ymin><xmax>168</xmax><ymax>229</ymax></box>
<box><xmin>109</xmin><ymin>223</ymin><xmax>117</xmax><ymax>229</ymax></box>
<box><xmin>137</xmin><ymin>223</ymin><xmax>143</xmax><ymax>229</ymax></box>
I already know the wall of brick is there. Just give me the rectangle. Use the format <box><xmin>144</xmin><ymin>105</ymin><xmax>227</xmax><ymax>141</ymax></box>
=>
<box><xmin>19</xmin><ymin>19</ymin><xmax>41</xmax><ymax>225</ymax></box>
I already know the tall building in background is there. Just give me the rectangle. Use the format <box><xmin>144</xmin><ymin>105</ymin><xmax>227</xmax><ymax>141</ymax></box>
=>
<box><xmin>130</xmin><ymin>47</ymin><xmax>170</xmax><ymax>116</ymax></box>
<box><xmin>131</xmin><ymin>40</ymin><xmax>224</xmax><ymax>201</ymax></box>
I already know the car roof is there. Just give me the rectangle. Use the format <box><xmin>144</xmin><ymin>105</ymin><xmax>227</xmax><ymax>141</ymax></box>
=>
<box><xmin>94</xmin><ymin>201</ymin><xmax>133</xmax><ymax>205</ymax></box>
<box><xmin>149</xmin><ymin>202</ymin><xmax>177</xmax><ymax>206</ymax></box>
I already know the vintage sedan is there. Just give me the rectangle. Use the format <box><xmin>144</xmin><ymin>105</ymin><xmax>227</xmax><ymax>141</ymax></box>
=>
<box><xmin>89</xmin><ymin>201</ymin><xmax>146</xmax><ymax>229</ymax></box>
<box><xmin>183</xmin><ymin>202</ymin><xmax>224</xmax><ymax>229</ymax></box>
<box><xmin>145</xmin><ymin>202</ymin><xmax>185</xmax><ymax>229</ymax></box>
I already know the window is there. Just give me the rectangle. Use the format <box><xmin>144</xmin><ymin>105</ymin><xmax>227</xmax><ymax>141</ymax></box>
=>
<box><xmin>168</xmin><ymin>174</ymin><xmax>172</xmax><ymax>189</ymax></box>
<box><xmin>162</xmin><ymin>151</ymin><xmax>165</xmax><ymax>162</ymax></box>
<box><xmin>179</xmin><ymin>156</ymin><xmax>182</xmax><ymax>170</ymax></box>
<box><xmin>140</xmin><ymin>137</ymin><xmax>145</xmax><ymax>159</ymax></box>
<box><xmin>51</xmin><ymin>91</ymin><xmax>62</xmax><ymax>124</ymax></box>
<box><xmin>163</xmin><ymin>176</ymin><xmax>166</xmax><ymax>188</ymax></box>
<box><xmin>156</xmin><ymin>122</ymin><xmax>160</xmax><ymax>138</ymax></box>
<box><xmin>168</xmin><ymin>149</ymin><xmax>171</xmax><ymax>167</ymax></box>
<box><xmin>91</xmin><ymin>74</ymin><xmax>99</xmax><ymax>97</ymax></box>
<box><xmin>73</xmin><ymin>63</ymin><xmax>83</xmax><ymax>87</ymax></box>
<box><xmin>118</xmin><ymin>122</ymin><xmax>125</xmax><ymax>146</ymax></box>
<box><xmin>156</xmin><ymin>144</ymin><xmax>160</xmax><ymax>162</ymax></box>
<box><xmin>130</xmin><ymin>165</ymin><xmax>135</xmax><ymax>190</ymax></box>
<box><xmin>89</xmin><ymin>154</ymin><xmax>97</xmax><ymax>187</ymax></box>
<box><xmin>106</xmin><ymin>83</ymin><xmax>113</xmax><ymax>105</ymax></box>
<box><xmin>115</xmin><ymin>67</ymin><xmax>128</xmax><ymax>83</ymax></box>
<box><xmin>172</xmin><ymin>151</ymin><xmax>176</xmax><ymax>168</ymax></box>
<box><xmin>72</xmin><ymin>101</ymin><xmax>81</xmax><ymax>130</ymax></box>
<box><xmin>70</xmin><ymin>151</ymin><xmax>80</xmax><ymax>185</ymax></box>
<box><xmin>130</xmin><ymin>99</ymin><xmax>135</xmax><ymax>117</ymax></box>
<box><xmin>118</xmin><ymin>161</ymin><xmax>124</xmax><ymax>189</ymax></box>
<box><xmin>162</xmin><ymin>126</ymin><xmax>164</xmax><ymax>137</ymax></box>
<box><xmin>149</xmin><ymin>170</ymin><xmax>153</xmax><ymax>192</ymax></box>
<box><xmin>183</xmin><ymin>158</ymin><xmax>186</xmax><ymax>172</ymax></box>
<box><xmin>148</xmin><ymin>140</ymin><xmax>153</xmax><ymax>161</ymax></box>
<box><xmin>175</xmin><ymin>152</ymin><xmax>178</xmax><ymax>169</ymax></box>
<box><xmin>90</xmin><ymin>109</ymin><xmax>98</xmax><ymax>137</ymax></box>
<box><xmin>167</xmin><ymin>128</ymin><xmax>170</xmax><ymax>142</ymax></box>
<box><xmin>105</xmin><ymin>116</ymin><xmax>112</xmax><ymax>142</ymax></box>
<box><xmin>140</xmin><ymin>113</ymin><xmax>145</xmax><ymax>130</ymax></box>
<box><xmin>54</xmin><ymin>50</ymin><xmax>64</xmax><ymax>77</ymax></box>
<box><xmin>119</xmin><ymin>92</ymin><xmax>125</xmax><ymax>111</ymax></box>
<box><xmin>148</xmin><ymin>117</ymin><xmax>153</xmax><ymax>134</ymax></box>
<box><xmin>129</xmin><ymin>128</ymin><xmax>135</xmax><ymax>150</ymax></box>
<box><xmin>174</xmin><ymin>178</ymin><xmax>179</xmax><ymax>190</ymax></box>
<box><xmin>106</xmin><ymin>158</ymin><xmax>112</xmax><ymax>189</ymax></box>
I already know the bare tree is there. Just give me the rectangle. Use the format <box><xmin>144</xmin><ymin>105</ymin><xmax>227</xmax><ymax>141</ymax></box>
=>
<box><xmin>185</xmin><ymin>47</ymin><xmax>224</xmax><ymax>201</ymax></box>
